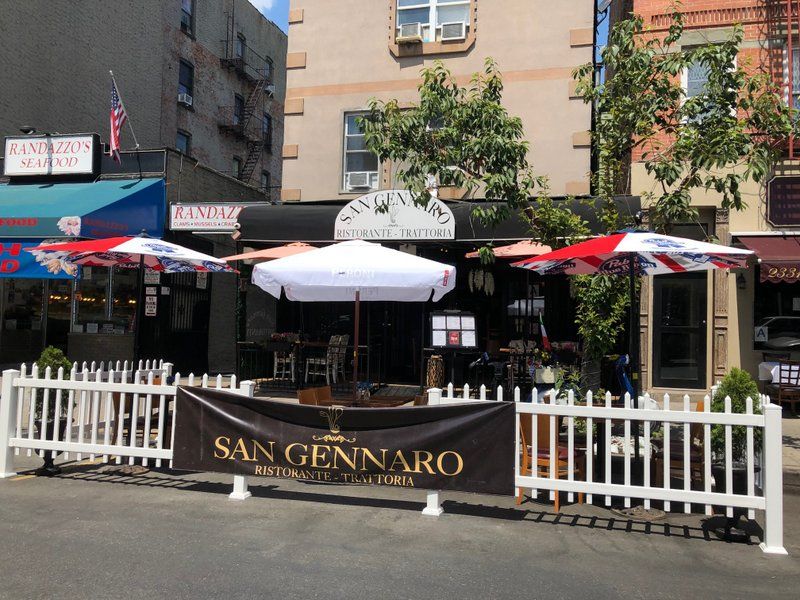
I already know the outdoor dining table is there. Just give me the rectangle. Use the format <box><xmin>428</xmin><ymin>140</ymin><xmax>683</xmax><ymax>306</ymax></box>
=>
<box><xmin>758</xmin><ymin>361</ymin><xmax>791</xmax><ymax>383</ymax></box>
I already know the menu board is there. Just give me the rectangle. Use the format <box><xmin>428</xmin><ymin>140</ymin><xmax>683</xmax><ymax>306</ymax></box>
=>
<box><xmin>430</xmin><ymin>311</ymin><xmax>477</xmax><ymax>349</ymax></box>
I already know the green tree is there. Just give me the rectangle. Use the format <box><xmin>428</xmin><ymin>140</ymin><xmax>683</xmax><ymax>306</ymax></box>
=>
<box><xmin>573</xmin><ymin>8</ymin><xmax>796</xmax><ymax>233</ymax></box>
<box><xmin>361</xmin><ymin>58</ymin><xmax>547</xmax><ymax>248</ymax></box>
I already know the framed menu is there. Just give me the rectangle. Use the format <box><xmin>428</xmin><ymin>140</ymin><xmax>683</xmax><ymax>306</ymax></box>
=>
<box><xmin>430</xmin><ymin>311</ymin><xmax>477</xmax><ymax>348</ymax></box>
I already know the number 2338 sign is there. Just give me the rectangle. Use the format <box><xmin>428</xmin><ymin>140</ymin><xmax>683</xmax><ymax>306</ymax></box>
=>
<box><xmin>763</xmin><ymin>264</ymin><xmax>800</xmax><ymax>282</ymax></box>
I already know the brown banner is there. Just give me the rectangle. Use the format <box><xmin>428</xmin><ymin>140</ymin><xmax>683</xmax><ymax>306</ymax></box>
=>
<box><xmin>173</xmin><ymin>386</ymin><xmax>515</xmax><ymax>496</ymax></box>
<box><xmin>761</xmin><ymin>262</ymin><xmax>800</xmax><ymax>283</ymax></box>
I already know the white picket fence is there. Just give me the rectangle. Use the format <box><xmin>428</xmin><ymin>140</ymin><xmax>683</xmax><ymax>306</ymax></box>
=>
<box><xmin>428</xmin><ymin>383</ymin><xmax>786</xmax><ymax>555</ymax></box>
<box><xmin>0</xmin><ymin>365</ymin><xmax>255</xmax><ymax>499</ymax></box>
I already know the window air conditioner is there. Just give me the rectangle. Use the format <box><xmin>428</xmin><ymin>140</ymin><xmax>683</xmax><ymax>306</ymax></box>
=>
<box><xmin>396</xmin><ymin>22</ymin><xmax>423</xmax><ymax>44</ymax></box>
<box><xmin>177</xmin><ymin>93</ymin><xmax>193</xmax><ymax>107</ymax></box>
<box><xmin>346</xmin><ymin>172</ymin><xmax>372</xmax><ymax>190</ymax></box>
<box><xmin>440</xmin><ymin>22</ymin><xmax>466</xmax><ymax>41</ymax></box>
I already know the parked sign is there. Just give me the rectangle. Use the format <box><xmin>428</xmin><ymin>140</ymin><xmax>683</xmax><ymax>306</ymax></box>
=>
<box><xmin>169</xmin><ymin>204</ymin><xmax>246</xmax><ymax>231</ymax></box>
<box><xmin>335</xmin><ymin>190</ymin><xmax>455</xmax><ymax>241</ymax></box>
<box><xmin>173</xmin><ymin>386</ymin><xmax>514</xmax><ymax>495</ymax></box>
<box><xmin>3</xmin><ymin>134</ymin><xmax>98</xmax><ymax>176</ymax></box>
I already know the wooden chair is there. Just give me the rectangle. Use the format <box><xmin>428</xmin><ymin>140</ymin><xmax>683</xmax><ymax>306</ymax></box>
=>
<box><xmin>297</xmin><ymin>389</ymin><xmax>318</xmax><ymax>405</ymax></box>
<box><xmin>305</xmin><ymin>335</ymin><xmax>340</xmax><ymax>384</ymax></box>
<box><xmin>774</xmin><ymin>360</ymin><xmax>800</xmax><ymax>416</ymax></box>
<box><xmin>653</xmin><ymin>400</ymin><xmax>706</xmax><ymax>489</ymax></box>
<box><xmin>517</xmin><ymin>414</ymin><xmax>585</xmax><ymax>512</ymax></box>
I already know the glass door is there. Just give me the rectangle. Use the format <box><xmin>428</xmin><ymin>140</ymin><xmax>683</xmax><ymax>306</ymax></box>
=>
<box><xmin>0</xmin><ymin>278</ymin><xmax>44</xmax><ymax>364</ymax></box>
<box><xmin>652</xmin><ymin>272</ymin><xmax>708</xmax><ymax>389</ymax></box>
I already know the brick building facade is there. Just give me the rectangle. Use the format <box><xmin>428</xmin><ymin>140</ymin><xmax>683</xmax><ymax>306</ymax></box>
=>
<box><xmin>616</xmin><ymin>0</ymin><xmax>800</xmax><ymax>397</ymax></box>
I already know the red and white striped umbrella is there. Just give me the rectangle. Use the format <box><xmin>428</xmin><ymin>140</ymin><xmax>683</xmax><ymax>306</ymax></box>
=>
<box><xmin>511</xmin><ymin>231</ymin><xmax>752</xmax><ymax>275</ymax></box>
<box><xmin>25</xmin><ymin>236</ymin><xmax>235</xmax><ymax>275</ymax></box>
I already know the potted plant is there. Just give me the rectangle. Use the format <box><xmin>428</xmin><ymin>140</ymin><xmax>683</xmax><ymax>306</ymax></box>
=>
<box><xmin>709</xmin><ymin>368</ymin><xmax>762</xmax><ymax>534</ymax></box>
<box><xmin>33</xmin><ymin>346</ymin><xmax>73</xmax><ymax>476</ymax></box>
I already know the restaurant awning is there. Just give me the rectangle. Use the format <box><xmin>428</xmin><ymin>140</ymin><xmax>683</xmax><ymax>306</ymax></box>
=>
<box><xmin>0</xmin><ymin>178</ymin><xmax>165</xmax><ymax>239</ymax></box>
<box><xmin>237</xmin><ymin>196</ymin><xmax>641</xmax><ymax>244</ymax></box>
<box><xmin>739</xmin><ymin>236</ymin><xmax>800</xmax><ymax>283</ymax></box>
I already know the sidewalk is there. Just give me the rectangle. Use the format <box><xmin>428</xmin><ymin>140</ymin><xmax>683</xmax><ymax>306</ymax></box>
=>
<box><xmin>783</xmin><ymin>416</ymin><xmax>800</xmax><ymax>488</ymax></box>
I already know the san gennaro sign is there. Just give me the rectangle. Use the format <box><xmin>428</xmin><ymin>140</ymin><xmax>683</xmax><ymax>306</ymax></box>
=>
<box><xmin>173</xmin><ymin>386</ymin><xmax>514</xmax><ymax>495</ymax></box>
<box><xmin>3</xmin><ymin>134</ymin><xmax>99</xmax><ymax>177</ymax></box>
<box><xmin>335</xmin><ymin>190</ymin><xmax>456</xmax><ymax>241</ymax></box>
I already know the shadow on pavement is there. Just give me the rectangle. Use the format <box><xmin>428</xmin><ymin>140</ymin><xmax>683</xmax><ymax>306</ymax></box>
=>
<box><xmin>30</xmin><ymin>462</ymin><xmax>765</xmax><ymax>550</ymax></box>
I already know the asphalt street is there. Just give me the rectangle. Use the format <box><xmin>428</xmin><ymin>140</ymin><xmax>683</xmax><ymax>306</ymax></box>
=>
<box><xmin>0</xmin><ymin>459</ymin><xmax>798</xmax><ymax>600</ymax></box>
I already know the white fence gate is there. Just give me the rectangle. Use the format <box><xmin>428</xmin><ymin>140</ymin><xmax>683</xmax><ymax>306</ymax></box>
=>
<box><xmin>0</xmin><ymin>366</ymin><xmax>255</xmax><ymax>499</ymax></box>
<box><xmin>428</xmin><ymin>384</ymin><xmax>786</xmax><ymax>555</ymax></box>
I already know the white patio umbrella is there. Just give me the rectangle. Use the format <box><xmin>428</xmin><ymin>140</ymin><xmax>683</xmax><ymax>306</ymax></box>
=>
<box><xmin>252</xmin><ymin>240</ymin><xmax>456</xmax><ymax>397</ymax></box>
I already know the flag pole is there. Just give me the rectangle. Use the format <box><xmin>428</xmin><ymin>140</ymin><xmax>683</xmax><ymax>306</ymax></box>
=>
<box><xmin>109</xmin><ymin>70</ymin><xmax>140</xmax><ymax>149</ymax></box>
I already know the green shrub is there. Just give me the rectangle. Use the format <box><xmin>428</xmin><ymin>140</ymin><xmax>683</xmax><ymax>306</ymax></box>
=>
<box><xmin>33</xmin><ymin>347</ymin><xmax>72</xmax><ymax>421</ymax></box>
<box><xmin>711</xmin><ymin>368</ymin><xmax>762</xmax><ymax>462</ymax></box>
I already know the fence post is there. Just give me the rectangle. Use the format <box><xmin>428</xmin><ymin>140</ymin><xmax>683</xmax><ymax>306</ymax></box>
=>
<box><xmin>0</xmin><ymin>370</ymin><xmax>20</xmax><ymax>478</ymax></box>
<box><xmin>760</xmin><ymin>402</ymin><xmax>787</xmax><ymax>555</ymax></box>
<box><xmin>422</xmin><ymin>387</ymin><xmax>444</xmax><ymax>516</ymax></box>
<box><xmin>228</xmin><ymin>378</ymin><xmax>256</xmax><ymax>501</ymax></box>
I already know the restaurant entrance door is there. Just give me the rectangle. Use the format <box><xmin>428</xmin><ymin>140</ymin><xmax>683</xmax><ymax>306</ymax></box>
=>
<box><xmin>652</xmin><ymin>272</ymin><xmax>708</xmax><ymax>389</ymax></box>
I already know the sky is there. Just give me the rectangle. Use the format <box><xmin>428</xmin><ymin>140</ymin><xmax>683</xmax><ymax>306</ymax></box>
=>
<box><xmin>249</xmin><ymin>0</ymin><xmax>290</xmax><ymax>32</ymax></box>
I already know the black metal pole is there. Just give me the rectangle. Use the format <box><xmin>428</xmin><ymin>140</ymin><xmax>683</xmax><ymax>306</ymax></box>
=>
<box><xmin>132</xmin><ymin>253</ymin><xmax>145</xmax><ymax>366</ymax></box>
<box><xmin>629</xmin><ymin>253</ymin><xmax>641</xmax><ymax>461</ymax></box>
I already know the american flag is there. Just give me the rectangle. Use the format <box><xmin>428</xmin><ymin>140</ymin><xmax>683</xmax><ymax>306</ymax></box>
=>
<box><xmin>109</xmin><ymin>80</ymin><xmax>127</xmax><ymax>163</ymax></box>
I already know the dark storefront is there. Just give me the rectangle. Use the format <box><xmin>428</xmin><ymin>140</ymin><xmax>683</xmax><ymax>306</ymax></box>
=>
<box><xmin>235</xmin><ymin>194</ymin><xmax>639</xmax><ymax>393</ymax></box>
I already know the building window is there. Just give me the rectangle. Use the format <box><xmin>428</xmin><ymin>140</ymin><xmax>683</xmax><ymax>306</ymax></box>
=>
<box><xmin>685</xmin><ymin>58</ymin><xmax>710</xmax><ymax>100</ymax></box>
<box><xmin>265</xmin><ymin>57</ymin><xmax>274</xmax><ymax>82</ymax></box>
<box><xmin>235</xmin><ymin>33</ymin><xmax>246</xmax><ymax>59</ymax></box>
<box><xmin>261</xmin><ymin>171</ymin><xmax>271</xmax><ymax>198</ymax></box>
<box><xmin>178</xmin><ymin>60</ymin><xmax>194</xmax><ymax>97</ymax></box>
<box><xmin>180</xmin><ymin>0</ymin><xmax>194</xmax><ymax>35</ymax></box>
<box><xmin>262</xmin><ymin>113</ymin><xmax>272</xmax><ymax>151</ymax></box>
<box><xmin>233</xmin><ymin>94</ymin><xmax>244</xmax><ymax>125</ymax></box>
<box><xmin>176</xmin><ymin>130</ymin><xmax>191</xmax><ymax>155</ymax></box>
<box><xmin>343</xmin><ymin>113</ymin><xmax>379</xmax><ymax>191</ymax></box>
<box><xmin>789</xmin><ymin>47</ymin><xmax>800</xmax><ymax>110</ymax></box>
<box><xmin>396</xmin><ymin>0</ymin><xmax>470</xmax><ymax>43</ymax></box>
<box><xmin>233</xmin><ymin>157</ymin><xmax>242</xmax><ymax>179</ymax></box>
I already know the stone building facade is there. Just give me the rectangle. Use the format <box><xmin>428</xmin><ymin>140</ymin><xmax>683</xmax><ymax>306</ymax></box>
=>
<box><xmin>0</xmin><ymin>0</ymin><xmax>287</xmax><ymax>198</ymax></box>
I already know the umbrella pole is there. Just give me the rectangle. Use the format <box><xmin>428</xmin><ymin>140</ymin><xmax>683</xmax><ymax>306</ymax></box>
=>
<box><xmin>628</xmin><ymin>253</ymin><xmax>641</xmax><ymax>461</ymax></box>
<box><xmin>353</xmin><ymin>291</ymin><xmax>360</xmax><ymax>401</ymax></box>
<box><xmin>133</xmin><ymin>254</ymin><xmax>145</xmax><ymax>366</ymax></box>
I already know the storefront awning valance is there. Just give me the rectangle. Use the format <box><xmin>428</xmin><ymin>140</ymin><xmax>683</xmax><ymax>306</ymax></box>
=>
<box><xmin>0</xmin><ymin>178</ymin><xmax>165</xmax><ymax>239</ymax></box>
<box><xmin>739</xmin><ymin>236</ymin><xmax>800</xmax><ymax>283</ymax></box>
<box><xmin>237</xmin><ymin>196</ymin><xmax>641</xmax><ymax>244</ymax></box>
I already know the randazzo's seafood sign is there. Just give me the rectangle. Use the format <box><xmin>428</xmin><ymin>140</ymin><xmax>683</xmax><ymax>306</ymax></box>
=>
<box><xmin>173</xmin><ymin>387</ymin><xmax>514</xmax><ymax>495</ymax></box>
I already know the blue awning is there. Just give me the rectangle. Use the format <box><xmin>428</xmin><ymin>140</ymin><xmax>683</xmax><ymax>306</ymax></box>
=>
<box><xmin>0</xmin><ymin>178</ymin><xmax>165</xmax><ymax>239</ymax></box>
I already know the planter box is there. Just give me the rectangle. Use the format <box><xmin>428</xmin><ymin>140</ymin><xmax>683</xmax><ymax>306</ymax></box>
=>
<box><xmin>535</xmin><ymin>366</ymin><xmax>561</xmax><ymax>384</ymax></box>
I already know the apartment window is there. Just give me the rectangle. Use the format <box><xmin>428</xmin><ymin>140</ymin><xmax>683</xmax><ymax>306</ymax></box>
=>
<box><xmin>176</xmin><ymin>130</ymin><xmax>191</xmax><ymax>155</ymax></box>
<box><xmin>265</xmin><ymin>57</ymin><xmax>274</xmax><ymax>82</ymax></box>
<box><xmin>232</xmin><ymin>157</ymin><xmax>242</xmax><ymax>179</ymax></box>
<box><xmin>235</xmin><ymin>33</ymin><xmax>246</xmax><ymax>59</ymax></box>
<box><xmin>790</xmin><ymin>47</ymin><xmax>800</xmax><ymax>110</ymax></box>
<box><xmin>343</xmin><ymin>113</ymin><xmax>379</xmax><ymax>191</ymax></box>
<box><xmin>180</xmin><ymin>0</ymin><xmax>194</xmax><ymax>35</ymax></box>
<box><xmin>178</xmin><ymin>60</ymin><xmax>194</xmax><ymax>96</ymax></box>
<box><xmin>396</xmin><ymin>0</ymin><xmax>470</xmax><ymax>43</ymax></box>
<box><xmin>262</xmin><ymin>113</ymin><xmax>272</xmax><ymax>151</ymax></box>
<box><xmin>685</xmin><ymin>59</ymin><xmax>710</xmax><ymax>100</ymax></box>
<box><xmin>233</xmin><ymin>94</ymin><xmax>244</xmax><ymax>125</ymax></box>
<box><xmin>261</xmin><ymin>171</ymin><xmax>271</xmax><ymax>198</ymax></box>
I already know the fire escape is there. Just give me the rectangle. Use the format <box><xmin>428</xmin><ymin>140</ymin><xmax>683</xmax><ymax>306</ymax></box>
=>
<box><xmin>766</xmin><ymin>0</ymin><xmax>800</xmax><ymax>158</ymax></box>
<box><xmin>218</xmin><ymin>13</ymin><xmax>274</xmax><ymax>184</ymax></box>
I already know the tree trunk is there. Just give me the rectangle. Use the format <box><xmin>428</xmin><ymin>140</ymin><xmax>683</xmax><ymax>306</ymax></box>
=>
<box><xmin>580</xmin><ymin>356</ymin><xmax>602</xmax><ymax>395</ymax></box>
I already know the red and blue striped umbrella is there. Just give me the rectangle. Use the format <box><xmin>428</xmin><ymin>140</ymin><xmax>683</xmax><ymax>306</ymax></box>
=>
<box><xmin>511</xmin><ymin>231</ymin><xmax>752</xmax><ymax>275</ymax></box>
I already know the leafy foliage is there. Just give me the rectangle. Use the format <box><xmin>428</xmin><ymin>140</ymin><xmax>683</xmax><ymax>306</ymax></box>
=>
<box><xmin>34</xmin><ymin>346</ymin><xmax>72</xmax><ymax>421</ymax></box>
<box><xmin>711</xmin><ymin>367</ymin><xmax>762</xmax><ymax>461</ymax></box>
<box><xmin>361</xmin><ymin>58</ymin><xmax>547</xmax><ymax>230</ymax></box>
<box><xmin>573</xmin><ymin>9</ymin><xmax>797</xmax><ymax>233</ymax></box>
